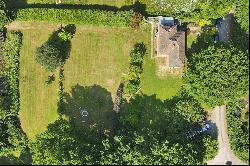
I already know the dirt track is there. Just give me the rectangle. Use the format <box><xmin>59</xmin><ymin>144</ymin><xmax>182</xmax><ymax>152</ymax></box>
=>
<box><xmin>206</xmin><ymin>106</ymin><xmax>246</xmax><ymax>165</ymax></box>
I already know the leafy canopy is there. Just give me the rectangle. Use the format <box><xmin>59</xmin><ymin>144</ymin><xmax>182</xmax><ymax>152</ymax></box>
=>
<box><xmin>184</xmin><ymin>44</ymin><xmax>249</xmax><ymax>107</ymax></box>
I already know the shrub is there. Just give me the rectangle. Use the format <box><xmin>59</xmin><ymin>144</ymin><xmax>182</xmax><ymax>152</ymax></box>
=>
<box><xmin>124</xmin><ymin>43</ymin><xmax>146</xmax><ymax>98</ymax></box>
<box><xmin>36</xmin><ymin>25</ymin><xmax>76</xmax><ymax>72</ymax></box>
<box><xmin>1</xmin><ymin>31</ymin><xmax>28</xmax><ymax>155</ymax></box>
<box><xmin>0</xmin><ymin>0</ymin><xmax>8</xmax><ymax>28</ymax></box>
<box><xmin>227</xmin><ymin>101</ymin><xmax>249</xmax><ymax>164</ymax></box>
<box><xmin>16</xmin><ymin>8</ymin><xmax>134</xmax><ymax>27</ymax></box>
<box><xmin>58</xmin><ymin>29</ymin><xmax>72</xmax><ymax>42</ymax></box>
<box><xmin>2</xmin><ymin>31</ymin><xmax>22</xmax><ymax>115</ymax></box>
<box><xmin>45</xmin><ymin>75</ymin><xmax>55</xmax><ymax>85</ymax></box>
<box><xmin>36</xmin><ymin>43</ymin><xmax>62</xmax><ymax>72</ymax></box>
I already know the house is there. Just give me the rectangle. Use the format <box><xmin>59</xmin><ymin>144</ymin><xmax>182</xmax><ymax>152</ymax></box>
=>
<box><xmin>154</xmin><ymin>16</ymin><xmax>185</xmax><ymax>74</ymax></box>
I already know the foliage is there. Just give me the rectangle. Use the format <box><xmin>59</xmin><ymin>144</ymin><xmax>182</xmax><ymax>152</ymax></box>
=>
<box><xmin>44</xmin><ymin>74</ymin><xmax>55</xmax><ymax>85</ymax></box>
<box><xmin>138</xmin><ymin>0</ymin><xmax>198</xmax><ymax>16</ymax></box>
<box><xmin>235</xmin><ymin>0</ymin><xmax>249</xmax><ymax>31</ymax></box>
<box><xmin>2</xmin><ymin>31</ymin><xmax>22</xmax><ymax>115</ymax></box>
<box><xmin>16</xmin><ymin>8</ymin><xmax>134</xmax><ymax>27</ymax></box>
<box><xmin>202</xmin><ymin>135</ymin><xmax>218</xmax><ymax>161</ymax></box>
<box><xmin>100</xmin><ymin>135</ymin><xmax>200</xmax><ymax>165</ymax></box>
<box><xmin>58</xmin><ymin>29</ymin><xmax>73</xmax><ymax>42</ymax></box>
<box><xmin>31</xmin><ymin>119</ymin><xmax>84</xmax><ymax>165</ymax></box>
<box><xmin>36</xmin><ymin>43</ymin><xmax>62</xmax><ymax>72</ymax></box>
<box><xmin>0</xmin><ymin>31</ymin><xmax>28</xmax><ymax>156</ymax></box>
<box><xmin>227</xmin><ymin>101</ymin><xmax>249</xmax><ymax>164</ymax></box>
<box><xmin>0</xmin><ymin>0</ymin><xmax>8</xmax><ymax>28</ymax></box>
<box><xmin>184</xmin><ymin>44</ymin><xmax>249</xmax><ymax>107</ymax></box>
<box><xmin>36</xmin><ymin>25</ymin><xmax>75</xmax><ymax>72</ymax></box>
<box><xmin>124</xmin><ymin>43</ymin><xmax>146</xmax><ymax>97</ymax></box>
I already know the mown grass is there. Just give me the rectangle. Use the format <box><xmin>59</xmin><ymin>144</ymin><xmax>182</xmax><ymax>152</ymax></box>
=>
<box><xmin>19</xmin><ymin>29</ymin><xmax>60</xmax><ymax>139</ymax></box>
<box><xmin>18</xmin><ymin>23</ymin><xmax>150</xmax><ymax>139</ymax></box>
<box><xmin>141</xmin><ymin>56</ymin><xmax>183</xmax><ymax>101</ymax></box>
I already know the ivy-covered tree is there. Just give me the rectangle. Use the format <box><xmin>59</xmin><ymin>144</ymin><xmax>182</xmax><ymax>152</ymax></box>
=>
<box><xmin>184</xmin><ymin>44</ymin><xmax>249</xmax><ymax>107</ymax></box>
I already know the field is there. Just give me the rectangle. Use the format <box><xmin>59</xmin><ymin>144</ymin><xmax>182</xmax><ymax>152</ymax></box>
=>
<box><xmin>15</xmin><ymin>18</ymin><xmax>184</xmax><ymax>139</ymax></box>
<box><xmin>17</xmin><ymin>22</ymin><xmax>150</xmax><ymax>139</ymax></box>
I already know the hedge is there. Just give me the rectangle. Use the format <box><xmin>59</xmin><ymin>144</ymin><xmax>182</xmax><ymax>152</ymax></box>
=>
<box><xmin>3</xmin><ymin>31</ymin><xmax>22</xmax><ymax>115</ymax></box>
<box><xmin>1</xmin><ymin>31</ymin><xmax>28</xmax><ymax>155</ymax></box>
<box><xmin>16</xmin><ymin>8</ymin><xmax>135</xmax><ymax>27</ymax></box>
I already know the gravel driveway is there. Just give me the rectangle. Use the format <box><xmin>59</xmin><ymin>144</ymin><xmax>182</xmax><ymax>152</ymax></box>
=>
<box><xmin>206</xmin><ymin>106</ymin><xmax>246</xmax><ymax>165</ymax></box>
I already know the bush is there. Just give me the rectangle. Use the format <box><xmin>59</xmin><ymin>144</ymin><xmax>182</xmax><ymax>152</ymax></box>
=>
<box><xmin>227</xmin><ymin>101</ymin><xmax>249</xmax><ymax>164</ymax></box>
<box><xmin>0</xmin><ymin>0</ymin><xmax>8</xmax><ymax>28</ymax></box>
<box><xmin>45</xmin><ymin>75</ymin><xmax>55</xmax><ymax>85</ymax></box>
<box><xmin>16</xmin><ymin>8</ymin><xmax>134</xmax><ymax>27</ymax></box>
<box><xmin>124</xmin><ymin>43</ymin><xmax>146</xmax><ymax>98</ymax></box>
<box><xmin>36</xmin><ymin>43</ymin><xmax>62</xmax><ymax>72</ymax></box>
<box><xmin>36</xmin><ymin>25</ymin><xmax>76</xmax><ymax>72</ymax></box>
<box><xmin>1</xmin><ymin>31</ymin><xmax>28</xmax><ymax>155</ymax></box>
<box><xmin>2</xmin><ymin>31</ymin><xmax>22</xmax><ymax>115</ymax></box>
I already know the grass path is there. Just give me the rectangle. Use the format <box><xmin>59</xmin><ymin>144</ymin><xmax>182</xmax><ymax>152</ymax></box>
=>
<box><xmin>19</xmin><ymin>29</ymin><xmax>59</xmax><ymax>139</ymax></box>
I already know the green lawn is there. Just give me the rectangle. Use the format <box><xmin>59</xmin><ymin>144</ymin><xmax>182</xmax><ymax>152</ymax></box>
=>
<box><xmin>141</xmin><ymin>56</ymin><xmax>183</xmax><ymax>101</ymax></box>
<box><xmin>18</xmin><ymin>23</ymin><xmax>150</xmax><ymax>138</ymax></box>
<box><xmin>187</xmin><ymin>32</ymin><xmax>198</xmax><ymax>48</ymax></box>
<box><xmin>63</xmin><ymin>26</ymin><xmax>150</xmax><ymax>131</ymax></box>
<box><xmin>19</xmin><ymin>29</ymin><xmax>60</xmax><ymax>139</ymax></box>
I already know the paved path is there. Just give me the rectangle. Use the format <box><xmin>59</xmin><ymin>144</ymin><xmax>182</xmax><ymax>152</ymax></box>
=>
<box><xmin>206</xmin><ymin>106</ymin><xmax>246</xmax><ymax>165</ymax></box>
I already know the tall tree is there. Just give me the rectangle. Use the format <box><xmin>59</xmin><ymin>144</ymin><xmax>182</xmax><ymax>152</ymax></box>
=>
<box><xmin>184</xmin><ymin>44</ymin><xmax>249</xmax><ymax>107</ymax></box>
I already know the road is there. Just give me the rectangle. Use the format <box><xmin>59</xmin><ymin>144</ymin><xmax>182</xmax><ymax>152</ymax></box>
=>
<box><xmin>206</xmin><ymin>105</ymin><xmax>246</xmax><ymax>165</ymax></box>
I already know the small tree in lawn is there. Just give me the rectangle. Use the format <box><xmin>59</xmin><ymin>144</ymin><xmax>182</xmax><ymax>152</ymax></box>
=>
<box><xmin>36</xmin><ymin>43</ymin><xmax>63</xmax><ymax>72</ymax></box>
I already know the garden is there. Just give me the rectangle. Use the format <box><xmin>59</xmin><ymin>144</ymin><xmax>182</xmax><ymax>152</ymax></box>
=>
<box><xmin>0</xmin><ymin>0</ymin><xmax>249</xmax><ymax>165</ymax></box>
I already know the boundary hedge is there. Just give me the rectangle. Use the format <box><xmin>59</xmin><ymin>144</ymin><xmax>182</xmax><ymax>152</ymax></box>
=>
<box><xmin>16</xmin><ymin>8</ymin><xmax>134</xmax><ymax>27</ymax></box>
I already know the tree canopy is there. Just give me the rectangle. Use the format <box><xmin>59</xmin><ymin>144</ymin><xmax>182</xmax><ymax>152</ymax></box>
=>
<box><xmin>0</xmin><ymin>0</ymin><xmax>8</xmax><ymax>28</ymax></box>
<box><xmin>184</xmin><ymin>44</ymin><xmax>249</xmax><ymax>107</ymax></box>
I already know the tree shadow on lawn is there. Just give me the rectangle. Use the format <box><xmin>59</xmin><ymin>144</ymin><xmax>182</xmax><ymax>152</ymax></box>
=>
<box><xmin>120</xmin><ymin>90</ymin><xmax>210</xmax><ymax>143</ymax></box>
<box><xmin>46</xmin><ymin>24</ymin><xmax>76</xmax><ymax>64</ymax></box>
<box><xmin>62</xmin><ymin>84</ymin><xmax>114</xmax><ymax>136</ymax></box>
